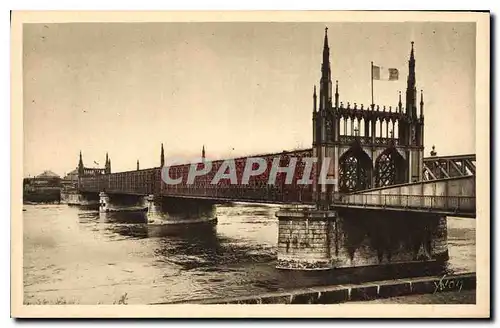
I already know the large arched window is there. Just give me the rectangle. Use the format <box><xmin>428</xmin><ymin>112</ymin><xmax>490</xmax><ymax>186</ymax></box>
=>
<box><xmin>338</xmin><ymin>144</ymin><xmax>373</xmax><ymax>193</ymax></box>
<box><xmin>374</xmin><ymin>147</ymin><xmax>406</xmax><ymax>187</ymax></box>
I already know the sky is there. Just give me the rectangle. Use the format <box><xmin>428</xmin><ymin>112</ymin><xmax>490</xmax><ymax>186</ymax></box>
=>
<box><xmin>23</xmin><ymin>22</ymin><xmax>476</xmax><ymax>177</ymax></box>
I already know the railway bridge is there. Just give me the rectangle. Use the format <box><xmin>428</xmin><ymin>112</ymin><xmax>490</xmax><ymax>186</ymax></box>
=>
<box><xmin>65</xmin><ymin>29</ymin><xmax>476</xmax><ymax>270</ymax></box>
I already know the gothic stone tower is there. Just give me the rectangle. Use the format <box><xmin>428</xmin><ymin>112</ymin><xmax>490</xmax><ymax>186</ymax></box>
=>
<box><xmin>312</xmin><ymin>28</ymin><xmax>337</xmax><ymax>206</ymax></box>
<box><xmin>312</xmin><ymin>30</ymin><xmax>425</xmax><ymax>202</ymax></box>
<box><xmin>400</xmin><ymin>42</ymin><xmax>425</xmax><ymax>183</ymax></box>
<box><xmin>276</xmin><ymin>30</ymin><xmax>438</xmax><ymax>272</ymax></box>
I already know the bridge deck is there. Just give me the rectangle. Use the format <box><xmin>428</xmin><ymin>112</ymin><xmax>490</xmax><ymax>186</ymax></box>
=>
<box><xmin>76</xmin><ymin>150</ymin><xmax>476</xmax><ymax>216</ymax></box>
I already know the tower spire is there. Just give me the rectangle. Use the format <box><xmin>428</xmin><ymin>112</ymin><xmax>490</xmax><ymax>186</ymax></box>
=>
<box><xmin>202</xmin><ymin>145</ymin><xmax>206</xmax><ymax>161</ymax></box>
<box><xmin>324</xmin><ymin>27</ymin><xmax>328</xmax><ymax>45</ymax></box>
<box><xmin>398</xmin><ymin>91</ymin><xmax>402</xmax><ymax>112</ymax></box>
<box><xmin>406</xmin><ymin>41</ymin><xmax>417</xmax><ymax>117</ymax></box>
<box><xmin>137</xmin><ymin>159</ymin><xmax>140</xmax><ymax>171</ymax></box>
<box><xmin>160</xmin><ymin>143</ymin><xmax>165</xmax><ymax>167</ymax></box>
<box><xmin>105</xmin><ymin>152</ymin><xmax>109</xmax><ymax>173</ymax></box>
<box><xmin>319</xmin><ymin>27</ymin><xmax>332</xmax><ymax>111</ymax></box>
<box><xmin>335</xmin><ymin>80</ymin><xmax>339</xmax><ymax>108</ymax></box>
<box><xmin>78</xmin><ymin>151</ymin><xmax>84</xmax><ymax>175</ymax></box>
<box><xmin>420</xmin><ymin>89</ymin><xmax>424</xmax><ymax>118</ymax></box>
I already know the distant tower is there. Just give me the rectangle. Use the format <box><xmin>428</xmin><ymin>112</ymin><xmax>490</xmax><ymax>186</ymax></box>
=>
<box><xmin>160</xmin><ymin>143</ymin><xmax>165</xmax><ymax>167</ymax></box>
<box><xmin>202</xmin><ymin>145</ymin><xmax>206</xmax><ymax>162</ymax></box>
<box><xmin>137</xmin><ymin>160</ymin><xmax>140</xmax><ymax>171</ymax></box>
<box><xmin>105</xmin><ymin>152</ymin><xmax>111</xmax><ymax>174</ymax></box>
<box><xmin>78</xmin><ymin>151</ymin><xmax>84</xmax><ymax>176</ymax></box>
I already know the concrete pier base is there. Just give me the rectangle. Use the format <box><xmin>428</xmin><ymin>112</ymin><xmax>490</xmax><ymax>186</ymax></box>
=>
<box><xmin>145</xmin><ymin>194</ymin><xmax>163</xmax><ymax>223</ymax></box>
<box><xmin>276</xmin><ymin>208</ymin><xmax>449</xmax><ymax>270</ymax></box>
<box><xmin>99</xmin><ymin>192</ymin><xmax>110</xmax><ymax>213</ymax></box>
<box><xmin>276</xmin><ymin>209</ymin><xmax>337</xmax><ymax>270</ymax></box>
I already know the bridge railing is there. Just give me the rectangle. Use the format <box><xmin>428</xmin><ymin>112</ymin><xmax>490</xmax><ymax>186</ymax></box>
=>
<box><xmin>161</xmin><ymin>186</ymin><xmax>315</xmax><ymax>204</ymax></box>
<box><xmin>338</xmin><ymin>194</ymin><xmax>475</xmax><ymax>215</ymax></box>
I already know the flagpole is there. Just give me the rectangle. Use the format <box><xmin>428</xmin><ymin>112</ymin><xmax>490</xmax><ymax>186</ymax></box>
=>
<box><xmin>371</xmin><ymin>61</ymin><xmax>374</xmax><ymax>107</ymax></box>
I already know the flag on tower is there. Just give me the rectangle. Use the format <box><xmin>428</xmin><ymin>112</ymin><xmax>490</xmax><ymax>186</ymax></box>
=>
<box><xmin>372</xmin><ymin>65</ymin><xmax>399</xmax><ymax>81</ymax></box>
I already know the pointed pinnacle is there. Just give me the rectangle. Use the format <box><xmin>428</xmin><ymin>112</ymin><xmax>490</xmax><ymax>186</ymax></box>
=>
<box><xmin>323</xmin><ymin>27</ymin><xmax>329</xmax><ymax>48</ymax></box>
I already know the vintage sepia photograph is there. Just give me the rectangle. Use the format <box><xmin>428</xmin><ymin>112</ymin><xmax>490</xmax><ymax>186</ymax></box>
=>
<box><xmin>11</xmin><ymin>11</ymin><xmax>490</xmax><ymax>318</ymax></box>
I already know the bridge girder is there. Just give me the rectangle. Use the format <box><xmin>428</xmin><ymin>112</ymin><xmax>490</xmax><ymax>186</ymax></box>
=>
<box><xmin>423</xmin><ymin>154</ymin><xmax>476</xmax><ymax>181</ymax></box>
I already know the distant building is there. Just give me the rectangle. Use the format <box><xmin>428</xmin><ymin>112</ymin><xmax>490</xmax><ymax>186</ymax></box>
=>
<box><xmin>63</xmin><ymin>168</ymin><xmax>79</xmax><ymax>182</ymax></box>
<box><xmin>61</xmin><ymin>168</ymin><xmax>79</xmax><ymax>192</ymax></box>
<box><xmin>23</xmin><ymin>170</ymin><xmax>62</xmax><ymax>203</ymax></box>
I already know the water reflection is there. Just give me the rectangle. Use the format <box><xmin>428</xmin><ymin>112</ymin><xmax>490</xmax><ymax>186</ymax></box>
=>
<box><xmin>93</xmin><ymin>209</ymin><xmax>275</xmax><ymax>271</ymax></box>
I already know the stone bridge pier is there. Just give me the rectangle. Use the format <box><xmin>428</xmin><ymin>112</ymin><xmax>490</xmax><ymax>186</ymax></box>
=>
<box><xmin>144</xmin><ymin>195</ymin><xmax>217</xmax><ymax>225</ymax></box>
<box><xmin>275</xmin><ymin>208</ymin><xmax>448</xmax><ymax>270</ymax></box>
<box><xmin>61</xmin><ymin>191</ymin><xmax>99</xmax><ymax>207</ymax></box>
<box><xmin>98</xmin><ymin>192</ymin><xmax>148</xmax><ymax>213</ymax></box>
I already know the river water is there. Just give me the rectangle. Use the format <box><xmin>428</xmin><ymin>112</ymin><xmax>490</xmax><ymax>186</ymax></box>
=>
<box><xmin>23</xmin><ymin>203</ymin><xmax>475</xmax><ymax>305</ymax></box>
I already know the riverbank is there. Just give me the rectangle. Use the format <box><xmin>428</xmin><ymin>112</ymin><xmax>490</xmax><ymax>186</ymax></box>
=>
<box><xmin>160</xmin><ymin>272</ymin><xmax>475</xmax><ymax>304</ymax></box>
<box><xmin>352</xmin><ymin>289</ymin><xmax>476</xmax><ymax>304</ymax></box>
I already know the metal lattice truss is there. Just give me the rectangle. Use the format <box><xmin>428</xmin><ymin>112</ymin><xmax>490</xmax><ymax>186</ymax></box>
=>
<box><xmin>338</xmin><ymin>147</ymin><xmax>373</xmax><ymax>193</ymax></box>
<box><xmin>375</xmin><ymin>148</ymin><xmax>406</xmax><ymax>187</ymax></box>
<box><xmin>423</xmin><ymin>154</ymin><xmax>476</xmax><ymax>181</ymax></box>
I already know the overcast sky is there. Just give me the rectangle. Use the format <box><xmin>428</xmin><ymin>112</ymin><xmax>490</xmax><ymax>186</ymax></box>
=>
<box><xmin>23</xmin><ymin>22</ymin><xmax>476</xmax><ymax>177</ymax></box>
